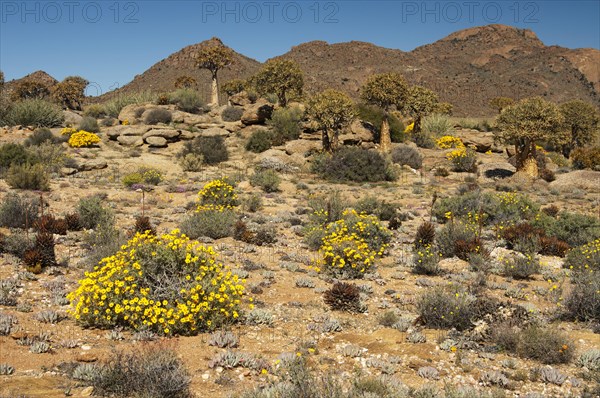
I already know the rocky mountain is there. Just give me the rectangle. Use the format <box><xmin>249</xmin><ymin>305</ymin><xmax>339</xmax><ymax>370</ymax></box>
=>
<box><xmin>11</xmin><ymin>26</ymin><xmax>600</xmax><ymax>116</ymax></box>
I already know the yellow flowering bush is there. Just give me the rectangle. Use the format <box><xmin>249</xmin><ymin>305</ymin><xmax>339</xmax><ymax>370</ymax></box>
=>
<box><xmin>61</xmin><ymin>127</ymin><xmax>78</xmax><ymax>136</ymax></box>
<box><xmin>446</xmin><ymin>146</ymin><xmax>477</xmax><ymax>172</ymax></box>
<box><xmin>196</xmin><ymin>179</ymin><xmax>238</xmax><ymax>212</ymax></box>
<box><xmin>68</xmin><ymin>229</ymin><xmax>249</xmax><ymax>335</ymax></box>
<box><xmin>436</xmin><ymin>135</ymin><xmax>464</xmax><ymax>149</ymax></box>
<box><xmin>122</xmin><ymin>167</ymin><xmax>163</xmax><ymax>188</ymax></box>
<box><xmin>404</xmin><ymin>122</ymin><xmax>414</xmax><ymax>133</ymax></box>
<box><xmin>68</xmin><ymin>130</ymin><xmax>101</xmax><ymax>148</ymax></box>
<box><xmin>315</xmin><ymin>209</ymin><xmax>391</xmax><ymax>279</ymax></box>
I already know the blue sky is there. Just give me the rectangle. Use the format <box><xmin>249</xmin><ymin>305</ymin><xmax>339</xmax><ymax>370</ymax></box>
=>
<box><xmin>1</xmin><ymin>1</ymin><xmax>599</xmax><ymax>95</ymax></box>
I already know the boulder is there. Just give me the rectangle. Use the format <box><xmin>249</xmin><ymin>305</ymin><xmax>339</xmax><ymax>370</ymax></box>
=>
<box><xmin>77</xmin><ymin>159</ymin><xmax>108</xmax><ymax>171</ymax></box>
<box><xmin>118</xmin><ymin>103</ymin><xmax>147</xmax><ymax>125</ymax></box>
<box><xmin>223</xmin><ymin>121</ymin><xmax>243</xmax><ymax>133</ymax></box>
<box><xmin>117</xmin><ymin>135</ymin><xmax>144</xmax><ymax>147</ymax></box>
<box><xmin>60</xmin><ymin>167</ymin><xmax>78</xmax><ymax>176</ymax></box>
<box><xmin>201</xmin><ymin>127</ymin><xmax>229</xmax><ymax>137</ymax></box>
<box><xmin>549</xmin><ymin>170</ymin><xmax>600</xmax><ymax>192</ymax></box>
<box><xmin>179</xmin><ymin>130</ymin><xmax>197</xmax><ymax>140</ymax></box>
<box><xmin>229</xmin><ymin>91</ymin><xmax>252</xmax><ymax>106</ymax></box>
<box><xmin>143</xmin><ymin>129</ymin><xmax>181</xmax><ymax>141</ymax></box>
<box><xmin>284</xmin><ymin>139</ymin><xmax>321</xmax><ymax>157</ymax></box>
<box><xmin>339</xmin><ymin>120</ymin><xmax>375</xmax><ymax>144</ymax></box>
<box><xmin>63</xmin><ymin>110</ymin><xmax>83</xmax><ymax>126</ymax></box>
<box><xmin>183</xmin><ymin>113</ymin><xmax>212</xmax><ymax>125</ymax></box>
<box><xmin>455</xmin><ymin>130</ymin><xmax>501</xmax><ymax>153</ymax></box>
<box><xmin>145</xmin><ymin>136</ymin><xmax>168</xmax><ymax>148</ymax></box>
<box><xmin>241</xmin><ymin>100</ymin><xmax>274</xmax><ymax>125</ymax></box>
<box><xmin>105</xmin><ymin>125</ymin><xmax>149</xmax><ymax>140</ymax></box>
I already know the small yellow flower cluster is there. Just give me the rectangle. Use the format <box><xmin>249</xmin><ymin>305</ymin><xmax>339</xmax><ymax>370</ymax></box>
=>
<box><xmin>446</xmin><ymin>146</ymin><xmax>468</xmax><ymax>160</ymax></box>
<box><xmin>436</xmin><ymin>135</ymin><xmax>464</xmax><ymax>149</ymax></box>
<box><xmin>404</xmin><ymin>122</ymin><xmax>414</xmax><ymax>133</ymax></box>
<box><xmin>67</xmin><ymin>229</ymin><xmax>248</xmax><ymax>335</ymax></box>
<box><xmin>566</xmin><ymin>238</ymin><xmax>599</xmax><ymax>275</ymax></box>
<box><xmin>61</xmin><ymin>127</ymin><xmax>78</xmax><ymax>136</ymax></box>
<box><xmin>68</xmin><ymin>130</ymin><xmax>101</xmax><ymax>148</ymax></box>
<box><xmin>196</xmin><ymin>179</ymin><xmax>238</xmax><ymax>212</ymax></box>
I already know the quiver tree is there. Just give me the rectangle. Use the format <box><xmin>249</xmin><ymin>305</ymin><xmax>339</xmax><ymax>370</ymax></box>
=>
<box><xmin>52</xmin><ymin>76</ymin><xmax>88</xmax><ymax>110</ymax></box>
<box><xmin>489</xmin><ymin>97</ymin><xmax>515</xmax><ymax>114</ymax></box>
<box><xmin>11</xmin><ymin>80</ymin><xmax>50</xmax><ymax>101</ymax></box>
<box><xmin>194</xmin><ymin>39</ymin><xmax>234</xmax><ymax>106</ymax></box>
<box><xmin>307</xmin><ymin>89</ymin><xmax>355</xmax><ymax>152</ymax></box>
<box><xmin>174</xmin><ymin>75</ymin><xmax>198</xmax><ymax>89</ymax></box>
<box><xmin>361</xmin><ymin>73</ymin><xmax>408</xmax><ymax>152</ymax></box>
<box><xmin>221</xmin><ymin>79</ymin><xmax>247</xmax><ymax>104</ymax></box>
<box><xmin>559</xmin><ymin>100</ymin><xmax>600</xmax><ymax>157</ymax></box>
<box><xmin>251</xmin><ymin>59</ymin><xmax>303</xmax><ymax>107</ymax></box>
<box><xmin>496</xmin><ymin>97</ymin><xmax>565</xmax><ymax>176</ymax></box>
<box><xmin>403</xmin><ymin>85</ymin><xmax>439</xmax><ymax>135</ymax></box>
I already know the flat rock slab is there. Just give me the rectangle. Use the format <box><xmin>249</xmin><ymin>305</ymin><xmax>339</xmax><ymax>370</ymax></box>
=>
<box><xmin>202</xmin><ymin>127</ymin><xmax>229</xmax><ymax>137</ymax></box>
<box><xmin>117</xmin><ymin>135</ymin><xmax>144</xmax><ymax>147</ymax></box>
<box><xmin>77</xmin><ymin>159</ymin><xmax>108</xmax><ymax>171</ymax></box>
<box><xmin>143</xmin><ymin>129</ymin><xmax>181</xmax><ymax>141</ymax></box>
<box><xmin>145</xmin><ymin>136</ymin><xmax>168</xmax><ymax>147</ymax></box>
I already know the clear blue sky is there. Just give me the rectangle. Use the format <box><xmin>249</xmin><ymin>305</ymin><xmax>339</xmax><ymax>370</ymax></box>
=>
<box><xmin>1</xmin><ymin>1</ymin><xmax>599</xmax><ymax>95</ymax></box>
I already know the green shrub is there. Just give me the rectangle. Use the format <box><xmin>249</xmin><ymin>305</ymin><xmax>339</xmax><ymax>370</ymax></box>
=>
<box><xmin>27</xmin><ymin>142</ymin><xmax>67</xmax><ymax>173</ymax></box>
<box><xmin>249</xmin><ymin>169</ymin><xmax>281</xmax><ymax>192</ymax></box>
<box><xmin>84</xmin><ymin>220</ymin><xmax>125</xmax><ymax>267</ymax></box>
<box><xmin>178</xmin><ymin>153</ymin><xmax>203</xmax><ymax>172</ymax></box>
<box><xmin>411</xmin><ymin>130</ymin><xmax>435</xmax><ymax>148</ymax></box>
<box><xmin>83</xmin><ymin>104</ymin><xmax>107</xmax><ymax>118</ymax></box>
<box><xmin>571</xmin><ymin>146</ymin><xmax>600</xmax><ymax>170</ymax></box>
<box><xmin>6</xmin><ymin>163</ymin><xmax>50</xmax><ymax>190</ymax></box>
<box><xmin>181</xmin><ymin>209</ymin><xmax>236</xmax><ymax>239</ymax></box>
<box><xmin>390</xmin><ymin>144</ymin><xmax>422</xmax><ymax>169</ymax></box>
<box><xmin>447</xmin><ymin>147</ymin><xmax>477</xmax><ymax>172</ymax></box>
<box><xmin>356</xmin><ymin>104</ymin><xmax>405</xmax><ymax>143</ymax></box>
<box><xmin>241</xmin><ymin>193</ymin><xmax>263</xmax><ymax>213</ymax></box>
<box><xmin>1</xmin><ymin>230</ymin><xmax>34</xmax><ymax>258</ymax></box>
<box><xmin>412</xmin><ymin>244</ymin><xmax>441</xmax><ymax>275</ymax></box>
<box><xmin>245</xmin><ymin>129</ymin><xmax>273</xmax><ymax>153</ymax></box>
<box><xmin>311</xmin><ymin>146</ymin><xmax>396</xmax><ymax>183</ymax></box>
<box><xmin>517</xmin><ymin>326</ymin><xmax>574</xmax><ymax>364</ymax></box>
<box><xmin>546</xmin><ymin>211</ymin><xmax>600</xmax><ymax>247</ymax></box>
<box><xmin>417</xmin><ymin>286</ymin><xmax>475</xmax><ymax>330</ymax></box>
<box><xmin>77</xmin><ymin>195</ymin><xmax>114</xmax><ymax>230</ymax></box>
<box><xmin>0</xmin><ymin>143</ymin><xmax>33</xmax><ymax>174</ymax></box>
<box><xmin>562</xmin><ymin>239</ymin><xmax>600</xmax><ymax>321</ymax></box>
<box><xmin>78</xmin><ymin>116</ymin><xmax>100</xmax><ymax>134</ymax></box>
<box><xmin>24</xmin><ymin>128</ymin><xmax>60</xmax><ymax>146</ymax></box>
<box><xmin>1</xmin><ymin>99</ymin><xmax>64</xmax><ymax>127</ymax></box>
<box><xmin>179</xmin><ymin>136</ymin><xmax>228</xmax><ymax>165</ymax></box>
<box><xmin>307</xmin><ymin>191</ymin><xmax>345</xmax><ymax>227</ymax></box>
<box><xmin>122</xmin><ymin>167</ymin><xmax>163</xmax><ymax>188</ymax></box>
<box><xmin>423</xmin><ymin>113</ymin><xmax>453</xmax><ymax>136</ymax></box>
<box><xmin>500</xmin><ymin>223</ymin><xmax>543</xmax><ymax>253</ymax></box>
<box><xmin>221</xmin><ymin>106</ymin><xmax>243</xmax><ymax>122</ymax></box>
<box><xmin>0</xmin><ymin>192</ymin><xmax>39</xmax><ymax>228</ymax></box>
<box><xmin>267</xmin><ymin>106</ymin><xmax>304</xmax><ymax>145</ymax></box>
<box><xmin>502</xmin><ymin>254</ymin><xmax>540</xmax><ymax>280</ymax></box>
<box><xmin>435</xmin><ymin>218</ymin><xmax>479</xmax><ymax>258</ymax></box>
<box><xmin>103</xmin><ymin>91</ymin><xmax>157</xmax><ymax>118</ymax></box>
<box><xmin>144</xmin><ymin>108</ymin><xmax>172</xmax><ymax>125</ymax></box>
<box><xmin>169</xmin><ymin>89</ymin><xmax>205</xmax><ymax>114</ymax></box>
<box><xmin>84</xmin><ymin>343</ymin><xmax>192</xmax><ymax>398</ymax></box>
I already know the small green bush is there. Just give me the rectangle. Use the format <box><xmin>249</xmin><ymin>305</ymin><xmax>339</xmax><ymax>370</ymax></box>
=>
<box><xmin>546</xmin><ymin>211</ymin><xmax>600</xmax><ymax>247</ymax></box>
<box><xmin>0</xmin><ymin>143</ymin><xmax>32</xmax><ymax>174</ymax></box>
<box><xmin>24</xmin><ymin>128</ymin><xmax>60</xmax><ymax>147</ymax></box>
<box><xmin>249</xmin><ymin>169</ymin><xmax>281</xmax><ymax>192</ymax></box>
<box><xmin>412</xmin><ymin>245</ymin><xmax>441</xmax><ymax>275</ymax></box>
<box><xmin>245</xmin><ymin>129</ymin><xmax>273</xmax><ymax>153</ymax></box>
<box><xmin>178</xmin><ymin>153</ymin><xmax>203</xmax><ymax>172</ymax></box>
<box><xmin>6</xmin><ymin>163</ymin><xmax>50</xmax><ymax>190</ymax></box>
<box><xmin>502</xmin><ymin>254</ymin><xmax>540</xmax><ymax>280</ymax></box>
<box><xmin>356</xmin><ymin>104</ymin><xmax>405</xmax><ymax>143</ymax></box>
<box><xmin>562</xmin><ymin>239</ymin><xmax>600</xmax><ymax>321</ymax></box>
<box><xmin>267</xmin><ymin>106</ymin><xmax>304</xmax><ymax>145</ymax></box>
<box><xmin>517</xmin><ymin>326</ymin><xmax>574</xmax><ymax>364</ymax></box>
<box><xmin>169</xmin><ymin>89</ymin><xmax>205</xmax><ymax>114</ymax></box>
<box><xmin>411</xmin><ymin>130</ymin><xmax>436</xmax><ymax>148</ymax></box>
<box><xmin>181</xmin><ymin>209</ymin><xmax>236</xmax><ymax>239</ymax></box>
<box><xmin>77</xmin><ymin>195</ymin><xmax>114</xmax><ymax>230</ymax></box>
<box><xmin>0</xmin><ymin>192</ymin><xmax>39</xmax><ymax>228</ymax></box>
<box><xmin>78</xmin><ymin>116</ymin><xmax>100</xmax><ymax>134</ymax></box>
<box><xmin>103</xmin><ymin>91</ymin><xmax>157</xmax><ymax>118</ymax></box>
<box><xmin>122</xmin><ymin>167</ymin><xmax>163</xmax><ymax>188</ymax></box>
<box><xmin>241</xmin><ymin>193</ymin><xmax>263</xmax><ymax>213</ymax></box>
<box><xmin>423</xmin><ymin>113</ymin><xmax>453</xmax><ymax>136</ymax></box>
<box><xmin>390</xmin><ymin>144</ymin><xmax>422</xmax><ymax>169</ymax></box>
<box><xmin>571</xmin><ymin>146</ymin><xmax>600</xmax><ymax>170</ymax></box>
<box><xmin>312</xmin><ymin>147</ymin><xmax>396</xmax><ymax>183</ymax></box>
<box><xmin>144</xmin><ymin>108</ymin><xmax>172</xmax><ymax>125</ymax></box>
<box><xmin>83</xmin><ymin>104</ymin><xmax>107</xmax><ymax>118</ymax></box>
<box><xmin>28</xmin><ymin>142</ymin><xmax>67</xmax><ymax>173</ymax></box>
<box><xmin>1</xmin><ymin>99</ymin><xmax>64</xmax><ymax>127</ymax></box>
<box><xmin>84</xmin><ymin>220</ymin><xmax>125</xmax><ymax>267</ymax></box>
<box><xmin>417</xmin><ymin>286</ymin><xmax>475</xmax><ymax>330</ymax></box>
<box><xmin>221</xmin><ymin>106</ymin><xmax>244</xmax><ymax>122</ymax></box>
<box><xmin>435</xmin><ymin>218</ymin><xmax>479</xmax><ymax>258</ymax></box>
<box><xmin>179</xmin><ymin>136</ymin><xmax>228</xmax><ymax>165</ymax></box>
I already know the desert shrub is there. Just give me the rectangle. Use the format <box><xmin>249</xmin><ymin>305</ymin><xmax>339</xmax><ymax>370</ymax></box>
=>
<box><xmin>356</xmin><ymin>104</ymin><xmax>405</xmax><ymax>143</ymax></box>
<box><xmin>84</xmin><ymin>342</ymin><xmax>192</xmax><ymax>398</ymax></box>
<box><xmin>27</xmin><ymin>142</ymin><xmax>66</xmax><ymax>173</ymax></box>
<box><xmin>134</xmin><ymin>216</ymin><xmax>155</xmax><ymax>236</ymax></box>
<box><xmin>65</xmin><ymin>213</ymin><xmax>82</xmax><ymax>231</ymax></box>
<box><xmin>122</xmin><ymin>167</ymin><xmax>163</xmax><ymax>188</ymax></box>
<box><xmin>69</xmin><ymin>229</ymin><xmax>248</xmax><ymax>335</ymax></box>
<box><xmin>539</xmin><ymin>236</ymin><xmax>570</xmax><ymax>257</ymax></box>
<box><xmin>436</xmin><ymin>135</ymin><xmax>463</xmax><ymax>149</ymax></box>
<box><xmin>423</xmin><ymin>113</ymin><xmax>452</xmax><ymax>136</ymax></box>
<box><xmin>249</xmin><ymin>169</ymin><xmax>281</xmax><ymax>192</ymax></box>
<box><xmin>353</xmin><ymin>196</ymin><xmax>398</xmax><ymax>222</ymax></box>
<box><xmin>84</xmin><ymin>220</ymin><xmax>125</xmax><ymax>267</ymax></box>
<box><xmin>267</xmin><ymin>105</ymin><xmax>304</xmax><ymax>145</ymax></box>
<box><xmin>434</xmin><ymin>167</ymin><xmax>450</xmax><ymax>177</ymax></box>
<box><xmin>67</xmin><ymin>130</ymin><xmax>101</xmax><ymax>148</ymax></box>
<box><xmin>571</xmin><ymin>146</ymin><xmax>600</xmax><ymax>170</ymax></box>
<box><xmin>6</xmin><ymin>163</ymin><xmax>50</xmax><ymax>190</ymax></box>
<box><xmin>23</xmin><ymin>231</ymin><xmax>56</xmax><ymax>273</ymax></box>
<box><xmin>517</xmin><ymin>326</ymin><xmax>574</xmax><ymax>364</ymax></box>
<box><xmin>546</xmin><ymin>211</ymin><xmax>600</xmax><ymax>247</ymax></box>
<box><xmin>414</xmin><ymin>221</ymin><xmax>436</xmax><ymax>249</ymax></box>
<box><xmin>501</xmin><ymin>223</ymin><xmax>543</xmax><ymax>253</ymax></box>
<box><xmin>0</xmin><ymin>143</ymin><xmax>33</xmax><ymax>174</ymax></box>
<box><xmin>323</xmin><ymin>282</ymin><xmax>365</xmax><ymax>313</ymax></box>
<box><xmin>241</xmin><ymin>193</ymin><xmax>263</xmax><ymax>213</ymax></box>
<box><xmin>447</xmin><ymin>146</ymin><xmax>477</xmax><ymax>172</ymax></box>
<box><xmin>417</xmin><ymin>286</ymin><xmax>475</xmax><ymax>330</ymax></box>
<box><xmin>77</xmin><ymin>195</ymin><xmax>114</xmax><ymax>230</ymax></box>
<box><xmin>178</xmin><ymin>153</ymin><xmax>203</xmax><ymax>172</ymax></box>
<box><xmin>77</xmin><ymin>116</ymin><xmax>100</xmax><ymax>134</ymax></box>
<box><xmin>24</xmin><ymin>128</ymin><xmax>59</xmax><ymax>146</ymax></box>
<box><xmin>502</xmin><ymin>253</ymin><xmax>540</xmax><ymax>280</ymax></box>
<box><xmin>179</xmin><ymin>136</ymin><xmax>228</xmax><ymax>165</ymax></box>
<box><xmin>0</xmin><ymin>193</ymin><xmax>39</xmax><ymax>228</ymax></box>
<box><xmin>562</xmin><ymin>239</ymin><xmax>600</xmax><ymax>321</ymax></box>
<box><xmin>221</xmin><ymin>106</ymin><xmax>243</xmax><ymax>122</ymax></box>
<box><xmin>412</xmin><ymin>244</ymin><xmax>441</xmax><ymax>275</ymax></box>
<box><xmin>103</xmin><ymin>91</ymin><xmax>157</xmax><ymax>118</ymax></box>
<box><xmin>435</xmin><ymin>216</ymin><xmax>480</xmax><ymax>258</ymax></box>
<box><xmin>144</xmin><ymin>108</ymin><xmax>172</xmax><ymax>125</ymax></box>
<box><xmin>411</xmin><ymin>130</ymin><xmax>436</xmax><ymax>148</ymax></box>
<box><xmin>245</xmin><ymin>129</ymin><xmax>273</xmax><ymax>153</ymax></box>
<box><xmin>169</xmin><ymin>89</ymin><xmax>205</xmax><ymax>113</ymax></box>
<box><xmin>390</xmin><ymin>144</ymin><xmax>422</xmax><ymax>169</ymax></box>
<box><xmin>181</xmin><ymin>209</ymin><xmax>236</xmax><ymax>240</ymax></box>
<box><xmin>34</xmin><ymin>215</ymin><xmax>67</xmax><ymax>235</ymax></box>
<box><xmin>307</xmin><ymin>191</ymin><xmax>345</xmax><ymax>227</ymax></box>
<box><xmin>2</xmin><ymin>99</ymin><xmax>63</xmax><ymax>127</ymax></box>
<box><xmin>195</xmin><ymin>179</ymin><xmax>238</xmax><ymax>210</ymax></box>
<box><xmin>83</xmin><ymin>104</ymin><xmax>106</xmax><ymax>118</ymax></box>
<box><xmin>1</xmin><ymin>231</ymin><xmax>34</xmax><ymax>258</ymax></box>
<box><xmin>312</xmin><ymin>146</ymin><xmax>396</xmax><ymax>183</ymax></box>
